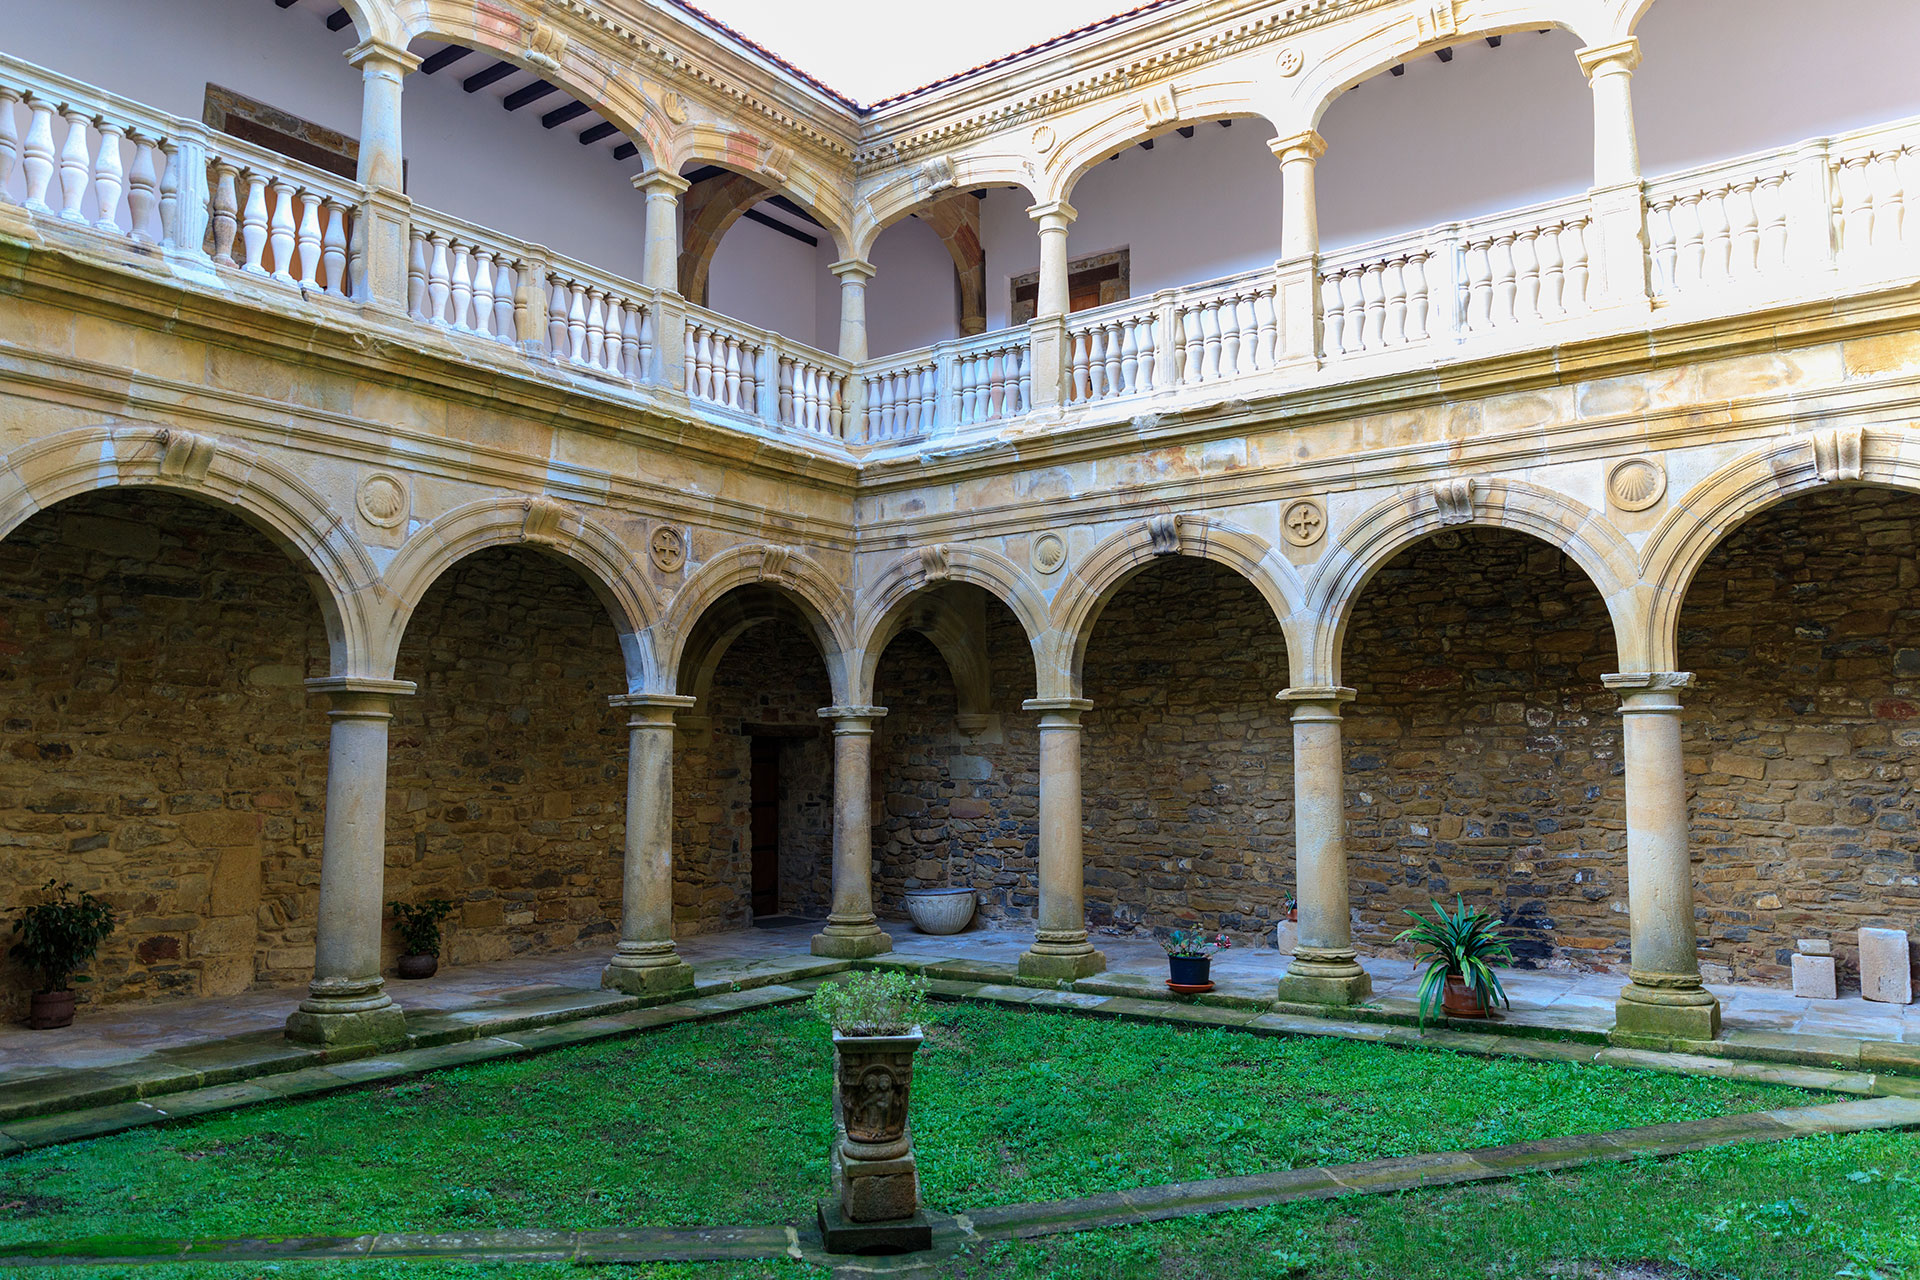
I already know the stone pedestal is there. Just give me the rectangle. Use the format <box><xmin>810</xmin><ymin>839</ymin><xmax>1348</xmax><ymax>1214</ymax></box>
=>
<box><xmin>1860</xmin><ymin>927</ymin><xmax>1913</xmax><ymax>1004</ymax></box>
<box><xmin>601</xmin><ymin>694</ymin><xmax>697</xmax><ymax>999</ymax></box>
<box><xmin>822</xmin><ymin>1029</ymin><xmax>932</xmax><ymax>1255</ymax></box>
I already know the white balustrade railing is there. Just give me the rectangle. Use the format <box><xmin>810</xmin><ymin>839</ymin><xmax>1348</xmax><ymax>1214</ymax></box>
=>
<box><xmin>951</xmin><ymin>332</ymin><xmax>1030</xmax><ymax>427</ymax></box>
<box><xmin>1319</xmin><ymin>238</ymin><xmax>1434</xmax><ymax>358</ymax></box>
<box><xmin>546</xmin><ymin>252</ymin><xmax>653</xmax><ymax>382</ymax></box>
<box><xmin>1067</xmin><ymin>305</ymin><xmax>1160</xmax><ymax>405</ymax></box>
<box><xmin>1646</xmin><ymin>159</ymin><xmax>1793</xmax><ymax>300</ymax></box>
<box><xmin>1829</xmin><ymin>120</ymin><xmax>1920</xmax><ymax>273</ymax></box>
<box><xmin>408</xmin><ymin>211</ymin><xmax>524</xmax><ymax>343</ymax></box>
<box><xmin>776</xmin><ymin>344</ymin><xmax>846</xmax><ymax>437</ymax></box>
<box><xmin>1171</xmin><ymin>275</ymin><xmax>1280</xmax><ymax>386</ymax></box>
<box><xmin>683</xmin><ymin>311</ymin><xmax>763</xmax><ymax>415</ymax></box>
<box><xmin>0</xmin><ymin>54</ymin><xmax>362</xmax><ymax>295</ymax></box>
<box><xmin>1451</xmin><ymin>198</ymin><xmax>1593</xmax><ymax>337</ymax></box>
<box><xmin>864</xmin><ymin>350</ymin><xmax>939</xmax><ymax>442</ymax></box>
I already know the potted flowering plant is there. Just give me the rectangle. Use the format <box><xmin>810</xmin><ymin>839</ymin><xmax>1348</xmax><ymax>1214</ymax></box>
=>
<box><xmin>810</xmin><ymin>971</ymin><xmax>932</xmax><ymax>1239</ymax></box>
<box><xmin>9</xmin><ymin>879</ymin><xmax>117</xmax><ymax>1029</ymax></box>
<box><xmin>1160</xmin><ymin>928</ymin><xmax>1231</xmax><ymax>992</ymax></box>
<box><xmin>1396</xmin><ymin>896</ymin><xmax>1514</xmax><ymax>1025</ymax></box>
<box><xmin>388</xmin><ymin>898</ymin><xmax>454</xmax><ymax>979</ymax></box>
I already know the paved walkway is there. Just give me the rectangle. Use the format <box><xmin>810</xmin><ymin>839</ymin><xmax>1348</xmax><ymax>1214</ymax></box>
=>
<box><xmin>5</xmin><ymin>1093</ymin><xmax>1918</xmax><ymax>1270</ymax></box>
<box><xmin>4</xmin><ymin>919</ymin><xmax>1914</xmax><ymax>1077</ymax></box>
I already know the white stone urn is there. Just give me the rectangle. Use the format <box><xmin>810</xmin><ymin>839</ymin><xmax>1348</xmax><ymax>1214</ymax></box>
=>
<box><xmin>903</xmin><ymin>887</ymin><xmax>975</xmax><ymax>935</ymax></box>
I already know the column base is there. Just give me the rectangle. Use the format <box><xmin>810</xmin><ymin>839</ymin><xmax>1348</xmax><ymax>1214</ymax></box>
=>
<box><xmin>284</xmin><ymin>977</ymin><xmax>408</xmax><ymax>1048</ymax></box>
<box><xmin>1275</xmin><ymin>951</ymin><xmax>1373</xmax><ymax>1006</ymax></box>
<box><xmin>601</xmin><ymin>951</ymin><xmax>695</xmax><ymax>997</ymax></box>
<box><xmin>1017</xmin><ymin>935</ymin><xmax>1107</xmax><ymax>981</ymax></box>
<box><xmin>1613</xmin><ymin>974</ymin><xmax>1722</xmax><ymax>1042</ymax></box>
<box><xmin>812</xmin><ymin>922</ymin><xmax>894</xmax><ymax>959</ymax></box>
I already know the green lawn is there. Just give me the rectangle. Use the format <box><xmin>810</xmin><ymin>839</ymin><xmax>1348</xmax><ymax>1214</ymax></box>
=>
<box><xmin>2</xmin><ymin>1000</ymin><xmax>1913</xmax><ymax>1278</ymax></box>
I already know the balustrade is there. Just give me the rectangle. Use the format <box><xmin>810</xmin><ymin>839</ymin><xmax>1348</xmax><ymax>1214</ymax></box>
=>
<box><xmin>1068</xmin><ymin>307</ymin><xmax>1159</xmax><ymax>405</ymax></box>
<box><xmin>1646</xmin><ymin>169</ymin><xmax>1791</xmax><ymax>298</ymax></box>
<box><xmin>953</xmin><ymin>336</ymin><xmax>1031</xmax><ymax>427</ymax></box>
<box><xmin>1831</xmin><ymin>135</ymin><xmax>1917</xmax><ymax>269</ymax></box>
<box><xmin>864</xmin><ymin>354</ymin><xmax>938</xmax><ymax>442</ymax></box>
<box><xmin>777</xmin><ymin>349</ymin><xmax>844</xmax><ymax>436</ymax></box>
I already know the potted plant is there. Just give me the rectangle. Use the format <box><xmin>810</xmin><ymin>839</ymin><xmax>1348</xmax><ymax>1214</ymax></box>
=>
<box><xmin>1160</xmin><ymin>928</ymin><xmax>1231</xmax><ymax>992</ymax></box>
<box><xmin>388</xmin><ymin>898</ymin><xmax>454</xmax><ymax>979</ymax></box>
<box><xmin>1275</xmin><ymin>895</ymin><xmax>1299</xmax><ymax>954</ymax></box>
<box><xmin>1396</xmin><ymin>896</ymin><xmax>1515</xmax><ymax>1025</ymax></box>
<box><xmin>811</xmin><ymin>971</ymin><xmax>930</xmax><ymax>1234</ymax></box>
<box><xmin>9</xmin><ymin>879</ymin><xmax>116</xmax><ymax>1029</ymax></box>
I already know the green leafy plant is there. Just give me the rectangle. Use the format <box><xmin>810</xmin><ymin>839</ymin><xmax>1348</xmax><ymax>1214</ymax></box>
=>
<box><xmin>9</xmin><ymin>880</ymin><xmax>116</xmax><ymax>994</ymax></box>
<box><xmin>809</xmin><ymin>970</ymin><xmax>927</xmax><ymax>1035</ymax></box>
<box><xmin>388</xmin><ymin>899</ymin><xmax>455</xmax><ymax>957</ymax></box>
<box><xmin>1396</xmin><ymin>896</ymin><xmax>1514</xmax><ymax>1026</ymax></box>
<box><xmin>1159</xmin><ymin>928</ymin><xmax>1232</xmax><ymax>959</ymax></box>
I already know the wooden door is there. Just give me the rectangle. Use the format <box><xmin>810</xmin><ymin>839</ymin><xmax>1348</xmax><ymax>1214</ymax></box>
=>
<box><xmin>749</xmin><ymin>737</ymin><xmax>780</xmax><ymax>917</ymax></box>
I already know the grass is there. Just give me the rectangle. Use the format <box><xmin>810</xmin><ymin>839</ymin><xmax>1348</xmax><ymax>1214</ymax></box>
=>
<box><xmin>1</xmin><ymin>1000</ymin><xmax>1913</xmax><ymax>1279</ymax></box>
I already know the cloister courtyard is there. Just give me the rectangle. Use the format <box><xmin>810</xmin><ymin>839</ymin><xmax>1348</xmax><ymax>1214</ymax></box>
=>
<box><xmin>6</xmin><ymin>0</ymin><xmax>1920</xmax><ymax>1272</ymax></box>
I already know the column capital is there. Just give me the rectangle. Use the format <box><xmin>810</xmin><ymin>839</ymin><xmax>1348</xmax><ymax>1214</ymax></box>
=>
<box><xmin>1268</xmin><ymin>129</ymin><xmax>1327</xmax><ymax>166</ymax></box>
<box><xmin>305</xmin><ymin>676</ymin><xmax>416</xmax><ymax>698</ymax></box>
<box><xmin>1605</xmin><ymin>671</ymin><xmax>1692</xmax><ymax>714</ymax></box>
<box><xmin>1022</xmin><ymin>696</ymin><xmax>1094</xmax><ymax>724</ymax></box>
<box><xmin>1276</xmin><ymin>685</ymin><xmax>1355</xmax><ymax>705</ymax></box>
<box><xmin>819</xmin><ymin>704</ymin><xmax>888</xmax><ymax>724</ymax></box>
<box><xmin>829</xmin><ymin>258</ymin><xmax>877</xmax><ymax>282</ymax></box>
<box><xmin>631</xmin><ymin>169</ymin><xmax>690</xmax><ymax>198</ymax></box>
<box><xmin>306</xmin><ymin>676</ymin><xmax>416</xmax><ymax>719</ymax></box>
<box><xmin>345</xmin><ymin>38</ymin><xmax>422</xmax><ymax>76</ymax></box>
<box><xmin>611</xmin><ymin>692</ymin><xmax>697</xmax><ymax>726</ymax></box>
<box><xmin>1026</xmin><ymin>200</ymin><xmax>1078</xmax><ymax>229</ymax></box>
<box><xmin>1576</xmin><ymin>37</ymin><xmax>1641</xmax><ymax>80</ymax></box>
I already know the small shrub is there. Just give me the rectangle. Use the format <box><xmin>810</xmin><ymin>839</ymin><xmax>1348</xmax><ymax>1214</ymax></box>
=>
<box><xmin>9</xmin><ymin>880</ymin><xmax>116</xmax><ymax>994</ymax></box>
<box><xmin>1396</xmin><ymin>896</ymin><xmax>1514</xmax><ymax>1026</ymax></box>
<box><xmin>1159</xmin><ymin>928</ymin><xmax>1231</xmax><ymax>959</ymax></box>
<box><xmin>389</xmin><ymin>899</ymin><xmax>455</xmax><ymax>957</ymax></box>
<box><xmin>809</xmin><ymin>970</ymin><xmax>928</xmax><ymax>1035</ymax></box>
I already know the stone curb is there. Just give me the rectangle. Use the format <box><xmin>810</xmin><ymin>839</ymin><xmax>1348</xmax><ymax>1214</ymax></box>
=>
<box><xmin>6</xmin><ymin>1095</ymin><xmax>1917</xmax><ymax>1269</ymax></box>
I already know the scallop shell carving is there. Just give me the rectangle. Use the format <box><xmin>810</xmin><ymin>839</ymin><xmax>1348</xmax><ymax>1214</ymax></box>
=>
<box><xmin>1607</xmin><ymin>458</ymin><xmax>1667</xmax><ymax>511</ymax></box>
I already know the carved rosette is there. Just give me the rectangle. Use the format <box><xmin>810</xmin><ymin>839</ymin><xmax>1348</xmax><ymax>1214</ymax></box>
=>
<box><xmin>649</xmin><ymin>525</ymin><xmax>687</xmax><ymax>573</ymax></box>
<box><xmin>1281</xmin><ymin>498</ymin><xmax>1326</xmax><ymax>547</ymax></box>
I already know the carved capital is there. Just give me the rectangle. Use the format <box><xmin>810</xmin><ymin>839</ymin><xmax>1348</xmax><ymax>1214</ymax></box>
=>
<box><xmin>1267</xmin><ymin>129</ymin><xmax>1327</xmax><ymax>166</ymax></box>
<box><xmin>1576</xmin><ymin>37</ymin><xmax>1642</xmax><ymax>80</ymax></box>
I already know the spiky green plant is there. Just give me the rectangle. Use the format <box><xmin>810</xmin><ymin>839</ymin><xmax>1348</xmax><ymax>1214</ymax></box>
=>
<box><xmin>1396</xmin><ymin>896</ymin><xmax>1514</xmax><ymax>1027</ymax></box>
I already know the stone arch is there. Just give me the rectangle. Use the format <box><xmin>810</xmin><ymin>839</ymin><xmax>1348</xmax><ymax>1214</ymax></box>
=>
<box><xmin>849</xmin><ymin>162</ymin><xmax>1040</xmax><ymax>263</ymax></box>
<box><xmin>389</xmin><ymin>0</ymin><xmax>671</xmax><ymax>171</ymax></box>
<box><xmin>851</xmin><ymin>543</ymin><xmax>1050</xmax><ymax>708</ymax></box>
<box><xmin>1302</xmin><ymin>478</ymin><xmax>1642</xmax><ymax>685</ymax></box>
<box><xmin>671</xmin><ymin>130</ymin><xmax>858</xmax><ymax>260</ymax></box>
<box><xmin>379</xmin><ymin>497</ymin><xmax>661</xmax><ymax>689</ymax></box>
<box><xmin>660</xmin><ymin>544</ymin><xmax>855</xmax><ymax>705</ymax></box>
<box><xmin>0</xmin><ymin>423</ymin><xmax>378</xmax><ymax>677</ymax></box>
<box><xmin>1044</xmin><ymin>515</ymin><xmax>1305</xmax><ymax>700</ymax></box>
<box><xmin>1287</xmin><ymin>1</ymin><xmax>1615</xmax><ymax>135</ymax></box>
<box><xmin>1048</xmin><ymin>87</ymin><xmax>1282</xmax><ymax>208</ymax></box>
<box><xmin>1638</xmin><ymin>425</ymin><xmax>1920</xmax><ymax>672</ymax></box>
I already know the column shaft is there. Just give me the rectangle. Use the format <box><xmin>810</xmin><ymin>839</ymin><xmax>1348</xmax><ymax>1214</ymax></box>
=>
<box><xmin>1579</xmin><ymin>39</ymin><xmax>1643</xmax><ymax>189</ymax></box>
<box><xmin>1605</xmin><ymin>672</ymin><xmax>1721</xmax><ymax>1041</ymax></box>
<box><xmin>1269</xmin><ymin>130</ymin><xmax>1326</xmax><ymax>365</ymax></box>
<box><xmin>633</xmin><ymin>170</ymin><xmax>689</xmax><ymax>294</ymax></box>
<box><xmin>286</xmin><ymin>677</ymin><xmax>414</xmax><ymax>1047</ymax></box>
<box><xmin>1017</xmin><ymin>698</ymin><xmax>1106</xmax><ymax>980</ymax></box>
<box><xmin>345</xmin><ymin>39</ymin><xmax>419</xmax><ymax>311</ymax></box>
<box><xmin>603</xmin><ymin>694</ymin><xmax>696</xmax><ymax>997</ymax></box>
<box><xmin>1274</xmin><ymin>687</ymin><xmax>1371</xmax><ymax>1005</ymax></box>
<box><xmin>1029</xmin><ymin>201</ymin><xmax>1077</xmax><ymax>320</ymax></box>
<box><xmin>812</xmin><ymin>706</ymin><xmax>893</xmax><ymax>958</ymax></box>
<box><xmin>831</xmin><ymin>259</ymin><xmax>875</xmax><ymax>435</ymax></box>
<box><xmin>1578</xmin><ymin>39</ymin><xmax>1653</xmax><ymax>313</ymax></box>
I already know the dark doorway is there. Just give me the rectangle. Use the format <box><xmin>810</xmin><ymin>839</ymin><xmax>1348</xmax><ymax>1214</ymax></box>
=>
<box><xmin>749</xmin><ymin>737</ymin><xmax>781</xmax><ymax>917</ymax></box>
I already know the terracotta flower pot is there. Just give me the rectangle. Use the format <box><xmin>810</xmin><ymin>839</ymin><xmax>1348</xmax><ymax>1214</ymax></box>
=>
<box><xmin>28</xmin><ymin>989</ymin><xmax>76</xmax><ymax>1029</ymax></box>
<box><xmin>1442</xmin><ymin>974</ymin><xmax>1490</xmax><ymax>1018</ymax></box>
<box><xmin>396</xmin><ymin>953</ymin><xmax>439</xmax><ymax>980</ymax></box>
<box><xmin>903</xmin><ymin>888</ymin><xmax>975</xmax><ymax>935</ymax></box>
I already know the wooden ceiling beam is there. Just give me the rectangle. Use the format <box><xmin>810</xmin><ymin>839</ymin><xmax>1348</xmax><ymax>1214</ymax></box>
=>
<box><xmin>613</xmin><ymin>142</ymin><xmax>638</xmax><ymax>161</ymax></box>
<box><xmin>542</xmin><ymin>101</ymin><xmax>590</xmax><ymax>128</ymax></box>
<box><xmin>325</xmin><ymin>8</ymin><xmax>351</xmax><ymax>30</ymax></box>
<box><xmin>462</xmin><ymin>61</ymin><xmax>517</xmax><ymax>93</ymax></box>
<box><xmin>419</xmin><ymin>45</ymin><xmax>472</xmax><ymax>75</ymax></box>
<box><xmin>503</xmin><ymin>81</ymin><xmax>558</xmax><ymax>111</ymax></box>
<box><xmin>578</xmin><ymin>121</ymin><xmax>619</xmax><ymax>144</ymax></box>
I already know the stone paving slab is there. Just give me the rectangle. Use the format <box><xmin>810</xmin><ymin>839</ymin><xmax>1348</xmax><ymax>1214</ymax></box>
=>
<box><xmin>6</xmin><ymin>1096</ymin><xmax>1918</xmax><ymax>1268</ymax></box>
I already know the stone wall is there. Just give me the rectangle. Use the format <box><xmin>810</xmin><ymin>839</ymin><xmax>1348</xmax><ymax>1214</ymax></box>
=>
<box><xmin>0</xmin><ymin>491</ymin><xmax>331</xmax><ymax>1017</ymax></box>
<box><xmin>673</xmin><ymin>618</ymin><xmax>833</xmax><ymax>932</ymax></box>
<box><xmin>1681</xmin><ymin>488</ymin><xmax>1920</xmax><ymax>985</ymax></box>
<box><xmin>1342</xmin><ymin>531</ymin><xmax>1624</xmax><ymax>970</ymax></box>
<box><xmin>385</xmin><ymin>548</ymin><xmax>629</xmax><ymax>968</ymax></box>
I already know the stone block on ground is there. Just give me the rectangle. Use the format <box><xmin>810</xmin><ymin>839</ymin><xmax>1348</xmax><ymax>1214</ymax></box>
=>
<box><xmin>1792</xmin><ymin>953</ymin><xmax>1837</xmax><ymax>1000</ymax></box>
<box><xmin>1860</xmin><ymin>928</ymin><xmax>1913</xmax><ymax>1004</ymax></box>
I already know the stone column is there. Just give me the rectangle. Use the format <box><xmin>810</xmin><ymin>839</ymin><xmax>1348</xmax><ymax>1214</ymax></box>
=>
<box><xmin>1026</xmin><ymin>201</ymin><xmax>1076</xmax><ymax>410</ymax></box>
<box><xmin>812</xmin><ymin>706</ymin><xmax>894</xmax><ymax>958</ymax></box>
<box><xmin>632</xmin><ymin>169</ymin><xmax>688</xmax><ymax>294</ymax></box>
<box><xmin>1604</xmin><ymin>672</ymin><xmax>1721</xmax><ymax>1041</ymax></box>
<box><xmin>832</xmin><ymin>258</ymin><xmax>876</xmax><ymax>434</ymax></box>
<box><xmin>1577</xmin><ymin>38</ymin><xmax>1652</xmax><ymax>314</ymax></box>
<box><xmin>1017</xmin><ymin>697</ymin><xmax>1106</xmax><ymax>980</ymax></box>
<box><xmin>345</xmin><ymin>38</ymin><xmax>420</xmax><ymax>312</ymax></box>
<box><xmin>1269</xmin><ymin>130</ymin><xmax>1327</xmax><ymax>365</ymax></box>
<box><xmin>286</xmin><ymin>676</ymin><xmax>414</xmax><ymax>1047</ymax></box>
<box><xmin>1273</xmin><ymin>686</ymin><xmax>1372</xmax><ymax>1004</ymax></box>
<box><xmin>602</xmin><ymin>693</ymin><xmax>697</xmax><ymax>997</ymax></box>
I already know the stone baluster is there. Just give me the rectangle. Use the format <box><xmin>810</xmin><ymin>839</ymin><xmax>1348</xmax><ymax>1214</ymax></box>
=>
<box><xmin>157</xmin><ymin>139</ymin><xmax>181</xmax><ymax>245</ymax></box>
<box><xmin>0</xmin><ymin>87</ymin><xmax>20</xmax><ymax>202</ymax></box>
<box><xmin>425</xmin><ymin>232</ymin><xmax>451</xmax><ymax>324</ymax></box>
<box><xmin>1018</xmin><ymin>698</ymin><xmax>1105</xmax><ymax>980</ymax></box>
<box><xmin>124</xmin><ymin>133</ymin><xmax>158</xmax><ymax>242</ymax></box>
<box><xmin>1016</xmin><ymin>342</ymin><xmax>1032</xmax><ymax>414</ymax></box>
<box><xmin>1406</xmin><ymin>252</ymin><xmax>1432</xmax><ymax>339</ymax></box>
<box><xmin>1318</xmin><ymin>275</ymin><xmax>1344</xmax><ymax>358</ymax></box>
<box><xmin>266</xmin><ymin>178</ymin><xmax>297</xmax><ymax>282</ymax></box>
<box><xmin>778</xmin><ymin>357</ymin><xmax>795</xmax><ymax>423</ymax></box>
<box><xmin>322</xmin><ymin>199</ymin><xmax>349</xmax><ymax>296</ymax></box>
<box><xmin>286</xmin><ymin>677</ymin><xmax>415</xmax><ymax>1048</ymax></box>
<box><xmin>1728</xmin><ymin>180</ymin><xmax>1761</xmax><ymax>278</ymax></box>
<box><xmin>1603</xmin><ymin>672</ymin><xmax>1722</xmax><ymax>1042</ymax></box>
<box><xmin>636</xmin><ymin>303</ymin><xmax>654</xmax><ymax>377</ymax></box>
<box><xmin>1537</xmin><ymin>228</ymin><xmax>1565</xmax><ymax>317</ymax></box>
<box><xmin>56</xmin><ymin>106</ymin><xmax>91</xmax><ymax>222</ymax></box>
<box><xmin>294</xmin><ymin>189</ymin><xmax>323</xmax><ymax>288</ymax></box>
<box><xmin>1490</xmin><ymin>233</ymin><xmax>1519</xmax><ymax>325</ymax></box>
<box><xmin>209</xmin><ymin>160</ymin><xmax>239</xmax><ymax>266</ymax></box>
<box><xmin>1201</xmin><ymin>299</ymin><xmax>1224</xmax><ymax>379</ymax></box>
<box><xmin>240</xmin><ymin>171</ymin><xmax>270</xmax><ymax>274</ymax></box>
<box><xmin>20</xmin><ymin>96</ymin><xmax>55</xmax><ymax>213</ymax></box>
<box><xmin>550</xmin><ymin>277</ymin><xmax>571</xmax><ymax>356</ymax></box>
<box><xmin>1756</xmin><ymin>174</ymin><xmax>1790</xmax><ymax>269</ymax></box>
<box><xmin>724</xmin><ymin>337</ymin><xmax>742</xmax><ymax>411</ymax></box>
<box><xmin>620</xmin><ymin>302</ymin><xmax>642</xmax><ymax>377</ymax></box>
<box><xmin>1254</xmin><ymin>287</ymin><xmax>1279</xmax><ymax>367</ymax></box>
<box><xmin>586</xmin><ymin>288</ymin><xmax>608</xmax><ymax>368</ymax></box>
<box><xmin>449</xmin><ymin>241</ymin><xmax>474</xmax><ymax>330</ymax></box>
<box><xmin>1701</xmin><ymin>189</ymin><xmax>1732</xmax><ymax>281</ymax></box>
<box><xmin>89</xmin><ymin>120</ymin><xmax>125</xmax><ymax>233</ymax></box>
<box><xmin>600</xmin><ymin>694</ymin><xmax>698</xmax><ymax>997</ymax></box>
<box><xmin>493</xmin><ymin>261</ymin><xmax>518</xmax><ymax>342</ymax></box>
<box><xmin>1274</xmin><ymin>686</ymin><xmax>1372</xmax><ymax>1005</ymax></box>
<box><xmin>1513</xmin><ymin>228</ymin><xmax>1541</xmax><ymax>321</ymax></box>
<box><xmin>810</xmin><ymin>707</ymin><xmax>894</xmax><ymax>959</ymax></box>
<box><xmin>1564</xmin><ymin>220</ymin><xmax>1591</xmax><ymax>309</ymax></box>
<box><xmin>472</xmin><ymin>250</ymin><xmax>497</xmax><ymax>337</ymax></box>
<box><xmin>566</xmin><ymin>282</ymin><xmax>588</xmax><ymax>363</ymax></box>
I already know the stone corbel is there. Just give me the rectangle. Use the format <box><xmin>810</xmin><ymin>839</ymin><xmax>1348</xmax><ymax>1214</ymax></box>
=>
<box><xmin>757</xmin><ymin>544</ymin><xmax>793</xmax><ymax>585</ymax></box>
<box><xmin>523</xmin><ymin>19</ymin><xmax>568</xmax><ymax>73</ymax></box>
<box><xmin>156</xmin><ymin>428</ymin><xmax>218</xmax><ymax>482</ymax></box>
<box><xmin>760</xmin><ymin>144</ymin><xmax>793</xmax><ymax>187</ymax></box>
<box><xmin>1431</xmin><ymin>477</ymin><xmax>1476</xmax><ymax>525</ymax></box>
<box><xmin>919</xmin><ymin>543</ymin><xmax>951</xmax><ymax>583</ymax></box>
<box><xmin>1813</xmin><ymin>425</ymin><xmax>1865</xmax><ymax>483</ymax></box>
<box><xmin>1145</xmin><ymin>513</ymin><xmax>1184</xmax><ymax>556</ymax></box>
<box><xmin>521</xmin><ymin>495</ymin><xmax>568</xmax><ymax>545</ymax></box>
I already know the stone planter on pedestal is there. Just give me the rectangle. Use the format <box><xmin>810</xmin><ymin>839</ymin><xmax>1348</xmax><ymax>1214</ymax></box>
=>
<box><xmin>904</xmin><ymin>888</ymin><xmax>975</xmax><ymax>935</ymax></box>
<box><xmin>819</xmin><ymin>1027</ymin><xmax>933</xmax><ymax>1254</ymax></box>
